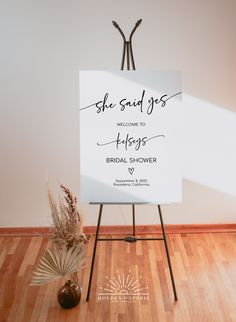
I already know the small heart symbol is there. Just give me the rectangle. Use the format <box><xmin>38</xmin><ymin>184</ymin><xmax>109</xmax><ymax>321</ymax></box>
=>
<box><xmin>128</xmin><ymin>168</ymin><xmax>134</xmax><ymax>175</ymax></box>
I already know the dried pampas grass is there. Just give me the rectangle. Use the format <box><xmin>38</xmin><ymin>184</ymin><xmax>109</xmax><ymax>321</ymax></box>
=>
<box><xmin>48</xmin><ymin>184</ymin><xmax>89</xmax><ymax>249</ymax></box>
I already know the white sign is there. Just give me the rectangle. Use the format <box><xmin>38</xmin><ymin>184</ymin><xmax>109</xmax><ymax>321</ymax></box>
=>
<box><xmin>79</xmin><ymin>71</ymin><xmax>182</xmax><ymax>203</ymax></box>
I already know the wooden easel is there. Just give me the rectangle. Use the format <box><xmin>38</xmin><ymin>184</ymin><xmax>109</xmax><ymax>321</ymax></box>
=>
<box><xmin>86</xmin><ymin>20</ymin><xmax>178</xmax><ymax>302</ymax></box>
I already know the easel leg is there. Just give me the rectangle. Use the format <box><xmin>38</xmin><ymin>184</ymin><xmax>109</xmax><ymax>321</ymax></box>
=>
<box><xmin>132</xmin><ymin>204</ymin><xmax>136</xmax><ymax>236</ymax></box>
<box><xmin>86</xmin><ymin>204</ymin><xmax>103</xmax><ymax>302</ymax></box>
<box><xmin>158</xmin><ymin>205</ymin><xmax>178</xmax><ymax>301</ymax></box>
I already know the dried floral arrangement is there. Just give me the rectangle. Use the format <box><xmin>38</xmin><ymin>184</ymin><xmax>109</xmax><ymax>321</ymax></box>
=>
<box><xmin>31</xmin><ymin>184</ymin><xmax>89</xmax><ymax>285</ymax></box>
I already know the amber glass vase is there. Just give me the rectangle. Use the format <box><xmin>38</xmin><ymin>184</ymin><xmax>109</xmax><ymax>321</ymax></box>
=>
<box><xmin>57</xmin><ymin>280</ymin><xmax>81</xmax><ymax>309</ymax></box>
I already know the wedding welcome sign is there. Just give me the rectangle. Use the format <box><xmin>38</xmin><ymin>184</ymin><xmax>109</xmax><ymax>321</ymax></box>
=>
<box><xmin>79</xmin><ymin>71</ymin><xmax>182</xmax><ymax>203</ymax></box>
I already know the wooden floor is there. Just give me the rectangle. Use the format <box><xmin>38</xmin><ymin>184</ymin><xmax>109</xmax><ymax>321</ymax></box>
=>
<box><xmin>0</xmin><ymin>232</ymin><xmax>236</xmax><ymax>322</ymax></box>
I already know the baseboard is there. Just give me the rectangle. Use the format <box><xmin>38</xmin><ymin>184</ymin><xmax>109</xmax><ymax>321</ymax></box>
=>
<box><xmin>0</xmin><ymin>224</ymin><xmax>235</xmax><ymax>237</ymax></box>
<box><xmin>84</xmin><ymin>224</ymin><xmax>236</xmax><ymax>234</ymax></box>
<box><xmin>0</xmin><ymin>227</ymin><xmax>51</xmax><ymax>237</ymax></box>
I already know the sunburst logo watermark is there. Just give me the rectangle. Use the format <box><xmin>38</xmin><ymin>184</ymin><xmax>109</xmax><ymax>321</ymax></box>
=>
<box><xmin>97</xmin><ymin>270</ymin><xmax>149</xmax><ymax>303</ymax></box>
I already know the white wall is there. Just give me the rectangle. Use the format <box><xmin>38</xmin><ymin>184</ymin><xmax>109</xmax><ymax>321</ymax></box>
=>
<box><xmin>0</xmin><ymin>0</ymin><xmax>235</xmax><ymax>227</ymax></box>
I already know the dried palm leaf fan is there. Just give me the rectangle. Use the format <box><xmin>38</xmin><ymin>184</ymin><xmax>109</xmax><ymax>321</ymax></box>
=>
<box><xmin>31</xmin><ymin>245</ymin><xmax>86</xmax><ymax>285</ymax></box>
